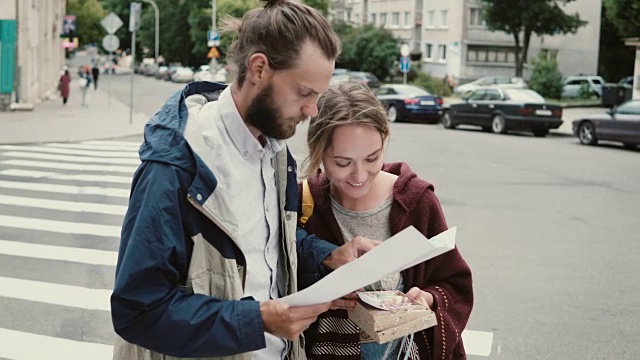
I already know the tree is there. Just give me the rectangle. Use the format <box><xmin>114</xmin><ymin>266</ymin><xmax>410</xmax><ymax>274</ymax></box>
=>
<box><xmin>603</xmin><ymin>0</ymin><xmax>640</xmax><ymax>38</ymax></box>
<box><xmin>598</xmin><ymin>4</ymin><xmax>635</xmax><ymax>82</ymax></box>
<box><xmin>302</xmin><ymin>0</ymin><xmax>331</xmax><ymax>16</ymax></box>
<box><xmin>478</xmin><ymin>0</ymin><xmax>587</xmax><ymax>77</ymax></box>
<box><xmin>335</xmin><ymin>23</ymin><xmax>398</xmax><ymax>81</ymax></box>
<box><xmin>528</xmin><ymin>52</ymin><xmax>563</xmax><ymax>98</ymax></box>
<box><xmin>67</xmin><ymin>0</ymin><xmax>106</xmax><ymax>48</ymax></box>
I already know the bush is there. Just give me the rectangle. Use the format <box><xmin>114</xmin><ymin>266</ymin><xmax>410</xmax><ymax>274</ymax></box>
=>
<box><xmin>411</xmin><ymin>70</ymin><xmax>453</xmax><ymax>97</ymax></box>
<box><xmin>528</xmin><ymin>53</ymin><xmax>563</xmax><ymax>99</ymax></box>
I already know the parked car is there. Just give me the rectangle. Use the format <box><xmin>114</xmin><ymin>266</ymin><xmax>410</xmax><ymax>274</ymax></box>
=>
<box><xmin>618</xmin><ymin>76</ymin><xmax>634</xmax><ymax>87</ymax></box>
<box><xmin>454</xmin><ymin>75</ymin><xmax>527</xmax><ymax>95</ymax></box>
<box><xmin>329</xmin><ymin>74</ymin><xmax>357</xmax><ymax>85</ymax></box>
<box><xmin>171</xmin><ymin>67</ymin><xmax>194</xmax><ymax>83</ymax></box>
<box><xmin>154</xmin><ymin>66</ymin><xmax>169</xmax><ymax>79</ymax></box>
<box><xmin>348</xmin><ymin>71</ymin><xmax>381</xmax><ymax>89</ymax></box>
<box><xmin>561</xmin><ymin>75</ymin><xmax>605</xmax><ymax>98</ymax></box>
<box><xmin>441</xmin><ymin>87</ymin><xmax>562</xmax><ymax>137</ymax></box>
<box><xmin>572</xmin><ymin>99</ymin><xmax>640</xmax><ymax>149</ymax></box>
<box><xmin>375</xmin><ymin>84</ymin><xmax>443</xmax><ymax>123</ymax></box>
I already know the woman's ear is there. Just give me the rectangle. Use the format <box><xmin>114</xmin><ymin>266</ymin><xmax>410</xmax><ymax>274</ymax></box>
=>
<box><xmin>246</xmin><ymin>53</ymin><xmax>272</xmax><ymax>85</ymax></box>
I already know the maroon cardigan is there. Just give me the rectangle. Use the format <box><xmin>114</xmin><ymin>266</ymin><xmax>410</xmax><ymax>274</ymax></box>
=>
<box><xmin>299</xmin><ymin>162</ymin><xmax>474</xmax><ymax>360</ymax></box>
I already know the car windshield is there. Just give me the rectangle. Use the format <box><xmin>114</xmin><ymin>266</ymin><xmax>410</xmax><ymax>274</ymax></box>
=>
<box><xmin>393</xmin><ymin>85</ymin><xmax>431</xmax><ymax>96</ymax></box>
<box><xmin>615</xmin><ymin>100</ymin><xmax>640</xmax><ymax>115</ymax></box>
<box><xmin>503</xmin><ymin>89</ymin><xmax>545</xmax><ymax>103</ymax></box>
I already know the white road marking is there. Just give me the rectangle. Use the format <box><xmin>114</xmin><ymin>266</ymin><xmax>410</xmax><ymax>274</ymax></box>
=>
<box><xmin>45</xmin><ymin>142</ymin><xmax>140</xmax><ymax>152</ymax></box>
<box><xmin>0</xmin><ymin>215</ymin><xmax>121</xmax><ymax>237</ymax></box>
<box><xmin>0</xmin><ymin>179</ymin><xmax>130</xmax><ymax>198</ymax></box>
<box><xmin>463</xmin><ymin>329</ymin><xmax>494</xmax><ymax>357</ymax></box>
<box><xmin>0</xmin><ymin>240</ymin><xmax>118</xmax><ymax>266</ymax></box>
<box><xmin>0</xmin><ymin>194</ymin><xmax>127</xmax><ymax>215</ymax></box>
<box><xmin>0</xmin><ymin>328</ymin><xmax>113</xmax><ymax>360</ymax></box>
<box><xmin>1</xmin><ymin>159</ymin><xmax>137</xmax><ymax>173</ymax></box>
<box><xmin>1</xmin><ymin>151</ymin><xmax>140</xmax><ymax>165</ymax></box>
<box><xmin>0</xmin><ymin>276</ymin><xmax>111</xmax><ymax>311</ymax></box>
<box><xmin>0</xmin><ymin>169</ymin><xmax>133</xmax><ymax>184</ymax></box>
<box><xmin>81</xmin><ymin>140</ymin><xmax>141</xmax><ymax>147</ymax></box>
<box><xmin>0</xmin><ymin>144</ymin><xmax>137</xmax><ymax>158</ymax></box>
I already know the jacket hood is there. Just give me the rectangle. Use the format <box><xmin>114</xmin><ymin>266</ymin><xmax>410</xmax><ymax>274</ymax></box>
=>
<box><xmin>306</xmin><ymin>162</ymin><xmax>434</xmax><ymax>213</ymax></box>
<box><xmin>138</xmin><ymin>81</ymin><xmax>227</xmax><ymax>172</ymax></box>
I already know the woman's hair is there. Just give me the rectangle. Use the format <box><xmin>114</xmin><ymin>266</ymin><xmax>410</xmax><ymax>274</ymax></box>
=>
<box><xmin>302</xmin><ymin>80</ymin><xmax>389</xmax><ymax>178</ymax></box>
<box><xmin>221</xmin><ymin>0</ymin><xmax>340</xmax><ymax>87</ymax></box>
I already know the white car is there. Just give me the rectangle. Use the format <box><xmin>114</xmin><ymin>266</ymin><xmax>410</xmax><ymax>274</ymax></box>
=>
<box><xmin>171</xmin><ymin>67</ymin><xmax>194</xmax><ymax>83</ymax></box>
<box><xmin>454</xmin><ymin>76</ymin><xmax>527</xmax><ymax>96</ymax></box>
<box><xmin>561</xmin><ymin>75</ymin><xmax>605</xmax><ymax>98</ymax></box>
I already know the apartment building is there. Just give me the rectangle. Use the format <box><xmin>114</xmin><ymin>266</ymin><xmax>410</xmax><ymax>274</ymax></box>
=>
<box><xmin>330</xmin><ymin>0</ymin><xmax>602</xmax><ymax>84</ymax></box>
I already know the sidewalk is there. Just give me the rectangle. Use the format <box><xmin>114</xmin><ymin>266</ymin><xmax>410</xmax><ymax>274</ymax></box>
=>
<box><xmin>0</xmin><ymin>82</ymin><xmax>148</xmax><ymax>145</ymax></box>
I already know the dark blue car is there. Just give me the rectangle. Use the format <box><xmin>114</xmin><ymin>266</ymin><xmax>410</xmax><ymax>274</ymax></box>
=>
<box><xmin>375</xmin><ymin>84</ymin><xmax>443</xmax><ymax>124</ymax></box>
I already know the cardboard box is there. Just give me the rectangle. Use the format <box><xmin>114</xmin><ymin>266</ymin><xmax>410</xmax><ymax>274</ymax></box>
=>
<box><xmin>347</xmin><ymin>296</ymin><xmax>437</xmax><ymax>344</ymax></box>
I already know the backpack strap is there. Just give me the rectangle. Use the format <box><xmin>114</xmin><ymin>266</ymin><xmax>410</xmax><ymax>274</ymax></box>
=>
<box><xmin>300</xmin><ymin>179</ymin><xmax>314</xmax><ymax>225</ymax></box>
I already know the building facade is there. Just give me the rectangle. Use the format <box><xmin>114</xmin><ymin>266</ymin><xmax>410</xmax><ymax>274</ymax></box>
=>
<box><xmin>330</xmin><ymin>0</ymin><xmax>602</xmax><ymax>84</ymax></box>
<box><xmin>0</xmin><ymin>0</ymin><xmax>66</xmax><ymax>109</ymax></box>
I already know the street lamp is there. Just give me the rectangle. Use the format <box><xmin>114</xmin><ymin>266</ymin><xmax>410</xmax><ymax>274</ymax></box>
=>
<box><xmin>141</xmin><ymin>0</ymin><xmax>159</xmax><ymax>65</ymax></box>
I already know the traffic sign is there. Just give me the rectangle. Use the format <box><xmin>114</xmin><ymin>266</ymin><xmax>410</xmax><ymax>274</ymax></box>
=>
<box><xmin>102</xmin><ymin>34</ymin><xmax>120</xmax><ymax>52</ymax></box>
<box><xmin>400</xmin><ymin>56</ymin><xmax>410</xmax><ymax>73</ymax></box>
<box><xmin>129</xmin><ymin>3</ymin><xmax>141</xmax><ymax>32</ymax></box>
<box><xmin>100</xmin><ymin>12</ymin><xmax>123</xmax><ymax>35</ymax></box>
<box><xmin>207</xmin><ymin>30</ymin><xmax>220</xmax><ymax>47</ymax></box>
<box><xmin>207</xmin><ymin>46</ymin><xmax>221</xmax><ymax>59</ymax></box>
<box><xmin>400</xmin><ymin>43</ymin><xmax>410</xmax><ymax>57</ymax></box>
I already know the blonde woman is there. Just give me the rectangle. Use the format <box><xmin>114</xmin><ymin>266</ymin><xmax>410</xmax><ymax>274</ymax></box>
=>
<box><xmin>299</xmin><ymin>80</ymin><xmax>474</xmax><ymax>360</ymax></box>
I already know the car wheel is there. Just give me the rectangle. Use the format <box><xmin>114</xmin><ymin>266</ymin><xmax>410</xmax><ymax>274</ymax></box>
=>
<box><xmin>532</xmin><ymin>129</ymin><xmax>549</xmax><ymax>137</ymax></box>
<box><xmin>388</xmin><ymin>106</ymin><xmax>398</xmax><ymax>123</ymax></box>
<box><xmin>578</xmin><ymin>121</ymin><xmax>598</xmax><ymax>145</ymax></box>
<box><xmin>491</xmin><ymin>114</ymin><xmax>507</xmax><ymax>134</ymax></box>
<box><xmin>441</xmin><ymin>111</ymin><xmax>455</xmax><ymax>129</ymax></box>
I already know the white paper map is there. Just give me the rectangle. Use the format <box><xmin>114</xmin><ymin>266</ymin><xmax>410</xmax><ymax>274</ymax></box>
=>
<box><xmin>280</xmin><ymin>226</ymin><xmax>456</xmax><ymax>307</ymax></box>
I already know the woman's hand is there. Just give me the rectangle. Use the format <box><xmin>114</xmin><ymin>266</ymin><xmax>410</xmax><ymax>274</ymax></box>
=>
<box><xmin>405</xmin><ymin>287</ymin><xmax>434</xmax><ymax>309</ymax></box>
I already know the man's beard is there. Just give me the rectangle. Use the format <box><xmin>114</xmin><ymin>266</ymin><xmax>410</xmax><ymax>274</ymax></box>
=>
<box><xmin>246</xmin><ymin>84</ymin><xmax>308</xmax><ymax>140</ymax></box>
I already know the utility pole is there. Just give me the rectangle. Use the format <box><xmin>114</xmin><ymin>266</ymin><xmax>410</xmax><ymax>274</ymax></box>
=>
<box><xmin>141</xmin><ymin>0</ymin><xmax>159</xmax><ymax>65</ymax></box>
<box><xmin>210</xmin><ymin>0</ymin><xmax>218</xmax><ymax>73</ymax></box>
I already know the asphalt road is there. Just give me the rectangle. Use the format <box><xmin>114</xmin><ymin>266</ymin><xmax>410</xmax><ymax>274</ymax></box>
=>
<box><xmin>93</xmin><ymin>74</ymin><xmax>640</xmax><ymax>359</ymax></box>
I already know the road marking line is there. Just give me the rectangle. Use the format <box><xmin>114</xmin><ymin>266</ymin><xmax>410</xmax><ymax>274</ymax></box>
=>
<box><xmin>81</xmin><ymin>140</ymin><xmax>141</xmax><ymax>147</ymax></box>
<box><xmin>0</xmin><ymin>276</ymin><xmax>112</xmax><ymax>311</ymax></box>
<box><xmin>0</xmin><ymin>215</ymin><xmax>121</xmax><ymax>237</ymax></box>
<box><xmin>0</xmin><ymin>144</ymin><xmax>138</xmax><ymax>158</ymax></box>
<box><xmin>0</xmin><ymin>194</ymin><xmax>127</xmax><ymax>215</ymax></box>
<box><xmin>1</xmin><ymin>159</ymin><xmax>137</xmax><ymax>173</ymax></box>
<box><xmin>0</xmin><ymin>179</ymin><xmax>130</xmax><ymax>198</ymax></box>
<box><xmin>0</xmin><ymin>240</ymin><xmax>118</xmax><ymax>266</ymax></box>
<box><xmin>0</xmin><ymin>169</ymin><xmax>132</xmax><ymax>184</ymax></box>
<box><xmin>0</xmin><ymin>328</ymin><xmax>113</xmax><ymax>360</ymax></box>
<box><xmin>462</xmin><ymin>329</ymin><xmax>494</xmax><ymax>357</ymax></box>
<box><xmin>45</xmin><ymin>143</ymin><xmax>140</xmax><ymax>152</ymax></box>
<box><xmin>2</xmin><ymin>151</ymin><xmax>140</xmax><ymax>165</ymax></box>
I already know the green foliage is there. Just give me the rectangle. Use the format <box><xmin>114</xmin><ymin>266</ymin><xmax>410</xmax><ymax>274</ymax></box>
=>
<box><xmin>478</xmin><ymin>0</ymin><xmax>587</xmax><ymax>76</ymax></box>
<box><xmin>598</xmin><ymin>4</ymin><xmax>636</xmax><ymax>82</ymax></box>
<box><xmin>67</xmin><ymin>0</ymin><xmax>106</xmax><ymax>47</ymax></box>
<box><xmin>603</xmin><ymin>0</ymin><xmax>640</xmax><ymax>37</ymax></box>
<box><xmin>302</xmin><ymin>0</ymin><xmax>331</xmax><ymax>15</ymax></box>
<box><xmin>411</xmin><ymin>70</ymin><xmax>453</xmax><ymax>97</ymax></box>
<box><xmin>335</xmin><ymin>23</ymin><xmax>398</xmax><ymax>81</ymax></box>
<box><xmin>528</xmin><ymin>53</ymin><xmax>563</xmax><ymax>98</ymax></box>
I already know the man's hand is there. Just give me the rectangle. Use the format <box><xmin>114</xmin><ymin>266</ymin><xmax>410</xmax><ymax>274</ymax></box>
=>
<box><xmin>405</xmin><ymin>287</ymin><xmax>434</xmax><ymax>309</ymax></box>
<box><xmin>329</xmin><ymin>291</ymin><xmax>361</xmax><ymax>310</ymax></box>
<box><xmin>322</xmin><ymin>236</ymin><xmax>381</xmax><ymax>270</ymax></box>
<box><xmin>260</xmin><ymin>300</ymin><xmax>331</xmax><ymax>340</ymax></box>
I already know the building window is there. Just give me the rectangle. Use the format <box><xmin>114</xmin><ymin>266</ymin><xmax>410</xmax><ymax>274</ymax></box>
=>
<box><xmin>354</xmin><ymin>13</ymin><xmax>360</xmax><ymax>25</ymax></box>
<box><xmin>404</xmin><ymin>11</ymin><xmax>411</xmax><ymax>26</ymax></box>
<box><xmin>392</xmin><ymin>12</ymin><xmax>400</xmax><ymax>26</ymax></box>
<box><xmin>425</xmin><ymin>43</ymin><xmax>433</xmax><ymax>60</ymax></box>
<box><xmin>380</xmin><ymin>13</ymin><xmax>387</xmax><ymax>26</ymax></box>
<box><xmin>539</xmin><ymin>48</ymin><xmax>559</xmax><ymax>61</ymax></box>
<box><xmin>466</xmin><ymin>45</ymin><xmax>515</xmax><ymax>63</ymax></box>
<box><xmin>470</xmin><ymin>8</ymin><xmax>485</xmax><ymax>27</ymax></box>
<box><xmin>427</xmin><ymin>11</ymin><xmax>435</xmax><ymax>28</ymax></box>
<box><xmin>438</xmin><ymin>44</ymin><xmax>447</xmax><ymax>61</ymax></box>
<box><xmin>371</xmin><ymin>13</ymin><xmax>376</xmax><ymax>26</ymax></box>
<box><xmin>440</xmin><ymin>10</ymin><xmax>448</xmax><ymax>28</ymax></box>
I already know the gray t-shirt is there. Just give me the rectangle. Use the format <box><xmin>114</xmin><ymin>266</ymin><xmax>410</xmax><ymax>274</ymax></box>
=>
<box><xmin>330</xmin><ymin>197</ymin><xmax>403</xmax><ymax>291</ymax></box>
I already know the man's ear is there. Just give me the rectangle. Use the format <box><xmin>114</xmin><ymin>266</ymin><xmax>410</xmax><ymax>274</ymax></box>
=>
<box><xmin>246</xmin><ymin>53</ymin><xmax>272</xmax><ymax>85</ymax></box>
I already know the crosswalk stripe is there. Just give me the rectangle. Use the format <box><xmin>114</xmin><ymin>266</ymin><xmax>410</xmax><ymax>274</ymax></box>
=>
<box><xmin>0</xmin><ymin>194</ymin><xmax>128</xmax><ymax>215</ymax></box>
<box><xmin>1</xmin><ymin>151</ymin><xmax>140</xmax><ymax>165</ymax></box>
<box><xmin>0</xmin><ymin>328</ymin><xmax>113</xmax><ymax>360</ymax></box>
<box><xmin>462</xmin><ymin>330</ymin><xmax>494</xmax><ymax>357</ymax></box>
<box><xmin>0</xmin><ymin>179</ymin><xmax>130</xmax><ymax>198</ymax></box>
<box><xmin>1</xmin><ymin>159</ymin><xmax>138</xmax><ymax>173</ymax></box>
<box><xmin>0</xmin><ymin>276</ymin><xmax>112</xmax><ymax>311</ymax></box>
<box><xmin>0</xmin><ymin>169</ymin><xmax>133</xmax><ymax>184</ymax></box>
<box><xmin>0</xmin><ymin>214</ymin><xmax>121</xmax><ymax>237</ymax></box>
<box><xmin>82</xmin><ymin>140</ymin><xmax>141</xmax><ymax>147</ymax></box>
<box><xmin>0</xmin><ymin>144</ymin><xmax>138</xmax><ymax>158</ymax></box>
<box><xmin>45</xmin><ymin>143</ymin><xmax>140</xmax><ymax>152</ymax></box>
<box><xmin>0</xmin><ymin>240</ymin><xmax>118</xmax><ymax>266</ymax></box>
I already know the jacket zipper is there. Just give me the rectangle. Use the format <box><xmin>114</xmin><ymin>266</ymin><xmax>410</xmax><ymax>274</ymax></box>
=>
<box><xmin>187</xmin><ymin>194</ymin><xmax>247</xmax><ymax>288</ymax></box>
